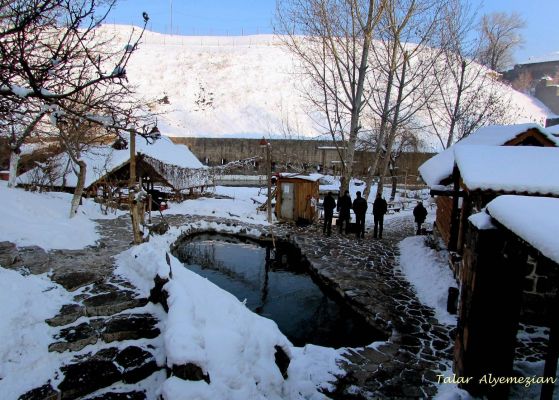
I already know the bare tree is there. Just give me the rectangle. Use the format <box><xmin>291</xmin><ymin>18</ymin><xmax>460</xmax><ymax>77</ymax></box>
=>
<box><xmin>362</xmin><ymin>0</ymin><xmax>444</xmax><ymax>198</ymax></box>
<box><xmin>425</xmin><ymin>0</ymin><xmax>510</xmax><ymax>149</ymax></box>
<box><xmin>477</xmin><ymin>11</ymin><xmax>525</xmax><ymax>72</ymax></box>
<box><xmin>276</xmin><ymin>0</ymin><xmax>386</xmax><ymax>194</ymax></box>
<box><xmin>0</xmin><ymin>0</ymin><xmax>149</xmax><ymax>187</ymax></box>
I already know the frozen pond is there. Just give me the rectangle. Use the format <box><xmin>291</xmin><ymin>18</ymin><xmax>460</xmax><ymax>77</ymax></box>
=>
<box><xmin>173</xmin><ymin>234</ymin><xmax>382</xmax><ymax>348</ymax></box>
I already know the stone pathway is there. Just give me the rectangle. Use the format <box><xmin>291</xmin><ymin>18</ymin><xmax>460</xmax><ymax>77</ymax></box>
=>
<box><xmin>2</xmin><ymin>217</ymin><xmax>165</xmax><ymax>400</ymax></box>
<box><xmin>280</xmin><ymin>217</ymin><xmax>456</xmax><ymax>399</ymax></box>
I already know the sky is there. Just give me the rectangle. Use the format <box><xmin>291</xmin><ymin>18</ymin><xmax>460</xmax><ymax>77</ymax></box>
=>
<box><xmin>106</xmin><ymin>0</ymin><xmax>558</xmax><ymax>65</ymax></box>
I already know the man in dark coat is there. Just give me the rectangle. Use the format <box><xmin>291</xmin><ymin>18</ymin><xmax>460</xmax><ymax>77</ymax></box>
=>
<box><xmin>322</xmin><ymin>192</ymin><xmax>336</xmax><ymax>236</ymax></box>
<box><xmin>337</xmin><ymin>190</ymin><xmax>352</xmax><ymax>234</ymax></box>
<box><xmin>413</xmin><ymin>201</ymin><xmax>428</xmax><ymax>235</ymax></box>
<box><xmin>372</xmin><ymin>193</ymin><xmax>388</xmax><ymax>239</ymax></box>
<box><xmin>352</xmin><ymin>191</ymin><xmax>368</xmax><ymax>238</ymax></box>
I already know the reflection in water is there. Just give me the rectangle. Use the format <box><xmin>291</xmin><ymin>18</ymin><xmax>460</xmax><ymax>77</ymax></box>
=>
<box><xmin>173</xmin><ymin>235</ymin><xmax>380</xmax><ymax>348</ymax></box>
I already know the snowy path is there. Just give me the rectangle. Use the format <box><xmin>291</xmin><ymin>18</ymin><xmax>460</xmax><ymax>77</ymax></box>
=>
<box><xmin>278</xmin><ymin>215</ymin><xmax>456</xmax><ymax>398</ymax></box>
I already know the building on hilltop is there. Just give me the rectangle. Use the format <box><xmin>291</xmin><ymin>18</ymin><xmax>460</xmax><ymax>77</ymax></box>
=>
<box><xmin>502</xmin><ymin>56</ymin><xmax>559</xmax><ymax>114</ymax></box>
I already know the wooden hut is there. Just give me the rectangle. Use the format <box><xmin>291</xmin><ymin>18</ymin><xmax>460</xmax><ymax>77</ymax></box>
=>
<box><xmin>275</xmin><ymin>173</ymin><xmax>320</xmax><ymax>223</ymax></box>
<box><xmin>18</xmin><ymin>135</ymin><xmax>211</xmax><ymax>206</ymax></box>
<box><xmin>419</xmin><ymin>123</ymin><xmax>558</xmax><ymax>253</ymax></box>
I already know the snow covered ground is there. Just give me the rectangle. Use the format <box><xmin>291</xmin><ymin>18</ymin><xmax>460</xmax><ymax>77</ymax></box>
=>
<box><xmin>2</xmin><ymin>181</ymin><xmax>551</xmax><ymax>399</ymax></box>
<box><xmin>0</xmin><ymin>181</ymin><xmax>125</xmax><ymax>250</ymax></box>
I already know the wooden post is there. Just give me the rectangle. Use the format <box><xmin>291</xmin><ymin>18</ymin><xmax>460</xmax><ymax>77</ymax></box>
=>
<box><xmin>129</xmin><ymin>132</ymin><xmax>142</xmax><ymax>244</ymax></box>
<box><xmin>266</xmin><ymin>144</ymin><xmax>272</xmax><ymax>223</ymax></box>
<box><xmin>541</xmin><ymin>291</ymin><xmax>559</xmax><ymax>399</ymax></box>
<box><xmin>449</xmin><ymin>165</ymin><xmax>461</xmax><ymax>251</ymax></box>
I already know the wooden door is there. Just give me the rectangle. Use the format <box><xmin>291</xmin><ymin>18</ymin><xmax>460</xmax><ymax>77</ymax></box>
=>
<box><xmin>281</xmin><ymin>182</ymin><xmax>294</xmax><ymax>220</ymax></box>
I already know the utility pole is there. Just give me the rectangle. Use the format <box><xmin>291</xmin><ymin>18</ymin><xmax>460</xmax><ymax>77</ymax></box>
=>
<box><xmin>170</xmin><ymin>0</ymin><xmax>173</xmax><ymax>34</ymax></box>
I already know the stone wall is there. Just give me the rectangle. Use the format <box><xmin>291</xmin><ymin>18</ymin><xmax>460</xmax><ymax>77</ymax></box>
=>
<box><xmin>170</xmin><ymin>137</ymin><xmax>434</xmax><ymax>178</ymax></box>
<box><xmin>519</xmin><ymin>252</ymin><xmax>558</xmax><ymax>325</ymax></box>
<box><xmin>535</xmin><ymin>79</ymin><xmax>559</xmax><ymax>115</ymax></box>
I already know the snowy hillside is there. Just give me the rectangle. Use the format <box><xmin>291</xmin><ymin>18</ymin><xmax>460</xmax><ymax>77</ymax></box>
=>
<box><xmin>99</xmin><ymin>25</ymin><xmax>555</xmax><ymax>147</ymax></box>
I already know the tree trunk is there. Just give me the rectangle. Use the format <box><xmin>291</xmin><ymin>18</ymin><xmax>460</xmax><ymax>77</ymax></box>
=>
<box><xmin>363</xmin><ymin>38</ymin><xmax>400</xmax><ymax>200</ymax></box>
<box><xmin>376</xmin><ymin>52</ymin><xmax>409</xmax><ymax>197</ymax></box>
<box><xmin>7</xmin><ymin>150</ymin><xmax>20</xmax><ymax>188</ymax></box>
<box><xmin>390</xmin><ymin>171</ymin><xmax>398</xmax><ymax>201</ymax></box>
<box><xmin>446</xmin><ymin>60</ymin><xmax>467</xmax><ymax>148</ymax></box>
<box><xmin>339</xmin><ymin>0</ymin><xmax>378</xmax><ymax>195</ymax></box>
<box><xmin>69</xmin><ymin>160</ymin><xmax>86</xmax><ymax>218</ymax></box>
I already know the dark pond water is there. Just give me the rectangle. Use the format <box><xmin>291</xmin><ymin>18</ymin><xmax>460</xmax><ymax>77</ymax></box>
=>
<box><xmin>173</xmin><ymin>234</ymin><xmax>382</xmax><ymax>348</ymax></box>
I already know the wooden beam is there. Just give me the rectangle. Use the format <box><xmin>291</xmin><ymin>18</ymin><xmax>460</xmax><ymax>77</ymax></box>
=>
<box><xmin>430</xmin><ymin>188</ymin><xmax>467</xmax><ymax>197</ymax></box>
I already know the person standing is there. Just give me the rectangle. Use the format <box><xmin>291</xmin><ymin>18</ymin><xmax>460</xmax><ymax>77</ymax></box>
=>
<box><xmin>322</xmin><ymin>192</ymin><xmax>336</xmax><ymax>236</ymax></box>
<box><xmin>352</xmin><ymin>191</ymin><xmax>368</xmax><ymax>239</ymax></box>
<box><xmin>413</xmin><ymin>201</ymin><xmax>428</xmax><ymax>235</ymax></box>
<box><xmin>337</xmin><ymin>190</ymin><xmax>352</xmax><ymax>234</ymax></box>
<box><xmin>372</xmin><ymin>193</ymin><xmax>388</xmax><ymax>239</ymax></box>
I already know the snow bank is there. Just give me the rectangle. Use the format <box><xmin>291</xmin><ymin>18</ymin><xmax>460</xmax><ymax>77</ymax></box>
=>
<box><xmin>398</xmin><ymin>237</ymin><xmax>457</xmax><ymax>325</ymax></box>
<box><xmin>454</xmin><ymin>146</ymin><xmax>559</xmax><ymax>195</ymax></box>
<box><xmin>486</xmin><ymin>195</ymin><xmax>559</xmax><ymax>264</ymax></box>
<box><xmin>0</xmin><ymin>182</ymin><xmax>121</xmax><ymax>249</ymax></box>
<box><xmin>0</xmin><ymin>268</ymin><xmax>72</xmax><ymax>398</ymax></box>
<box><xmin>116</xmin><ymin>225</ymin><xmax>343</xmax><ymax>400</ymax></box>
<box><xmin>167</xmin><ymin>186</ymin><xmax>271</xmax><ymax>225</ymax></box>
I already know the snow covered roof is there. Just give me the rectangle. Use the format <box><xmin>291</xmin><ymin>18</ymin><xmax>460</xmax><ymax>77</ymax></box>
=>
<box><xmin>487</xmin><ymin>196</ymin><xmax>559</xmax><ymax>264</ymax></box>
<box><xmin>419</xmin><ymin>123</ymin><xmax>558</xmax><ymax>187</ymax></box>
<box><xmin>278</xmin><ymin>173</ymin><xmax>323</xmax><ymax>182</ymax></box>
<box><xmin>454</xmin><ymin>146</ymin><xmax>559</xmax><ymax>195</ymax></box>
<box><xmin>18</xmin><ymin>135</ymin><xmax>206</xmax><ymax>189</ymax></box>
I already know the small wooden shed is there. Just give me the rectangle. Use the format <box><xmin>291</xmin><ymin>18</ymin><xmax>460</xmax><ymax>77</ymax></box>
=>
<box><xmin>275</xmin><ymin>173</ymin><xmax>320</xmax><ymax>223</ymax></box>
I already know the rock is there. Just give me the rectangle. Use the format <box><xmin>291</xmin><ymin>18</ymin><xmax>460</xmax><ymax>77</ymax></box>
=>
<box><xmin>83</xmin><ymin>291</ymin><xmax>148</xmax><ymax>317</ymax></box>
<box><xmin>51</xmin><ymin>271</ymin><xmax>103</xmax><ymax>291</ymax></box>
<box><xmin>171</xmin><ymin>363</ymin><xmax>210</xmax><ymax>384</ymax></box>
<box><xmin>274</xmin><ymin>345</ymin><xmax>290</xmax><ymax>379</ymax></box>
<box><xmin>46</xmin><ymin>304</ymin><xmax>86</xmax><ymax>327</ymax></box>
<box><xmin>101</xmin><ymin>314</ymin><xmax>160</xmax><ymax>342</ymax></box>
<box><xmin>149</xmin><ymin>274</ymin><xmax>169</xmax><ymax>311</ymax></box>
<box><xmin>58</xmin><ymin>359</ymin><xmax>121</xmax><ymax>399</ymax></box>
<box><xmin>18</xmin><ymin>383</ymin><xmax>59</xmax><ymax>400</ymax></box>
<box><xmin>149</xmin><ymin>222</ymin><xmax>169</xmax><ymax>235</ymax></box>
<box><xmin>0</xmin><ymin>241</ymin><xmax>19</xmax><ymax>267</ymax></box>
<box><xmin>115</xmin><ymin>346</ymin><xmax>159</xmax><ymax>384</ymax></box>
<box><xmin>12</xmin><ymin>245</ymin><xmax>50</xmax><ymax>274</ymax></box>
<box><xmin>49</xmin><ymin>320</ymin><xmax>102</xmax><ymax>353</ymax></box>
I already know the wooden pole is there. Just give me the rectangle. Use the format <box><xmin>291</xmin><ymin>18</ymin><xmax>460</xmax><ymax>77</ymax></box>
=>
<box><xmin>267</xmin><ymin>144</ymin><xmax>272</xmax><ymax>223</ymax></box>
<box><xmin>129</xmin><ymin>132</ymin><xmax>142</xmax><ymax>244</ymax></box>
<box><xmin>541</xmin><ymin>290</ymin><xmax>559</xmax><ymax>399</ymax></box>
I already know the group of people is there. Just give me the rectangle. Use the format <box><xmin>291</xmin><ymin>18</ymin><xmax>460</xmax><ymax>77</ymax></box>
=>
<box><xmin>322</xmin><ymin>190</ymin><xmax>428</xmax><ymax>238</ymax></box>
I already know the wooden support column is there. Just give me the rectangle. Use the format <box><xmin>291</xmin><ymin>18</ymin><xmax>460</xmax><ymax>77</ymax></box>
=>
<box><xmin>454</xmin><ymin>223</ymin><xmax>524</xmax><ymax>398</ymax></box>
<box><xmin>541</xmin><ymin>291</ymin><xmax>559</xmax><ymax>399</ymax></box>
<box><xmin>448</xmin><ymin>165</ymin><xmax>461</xmax><ymax>251</ymax></box>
